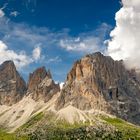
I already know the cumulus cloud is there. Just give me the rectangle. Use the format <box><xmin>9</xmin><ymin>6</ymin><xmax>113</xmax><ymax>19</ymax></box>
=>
<box><xmin>0</xmin><ymin>11</ymin><xmax>69</xmax><ymax>71</ymax></box>
<box><xmin>107</xmin><ymin>0</ymin><xmax>140</xmax><ymax>69</ymax></box>
<box><xmin>0</xmin><ymin>40</ymin><xmax>33</xmax><ymax>69</ymax></box>
<box><xmin>0</xmin><ymin>40</ymin><xmax>44</xmax><ymax>69</ymax></box>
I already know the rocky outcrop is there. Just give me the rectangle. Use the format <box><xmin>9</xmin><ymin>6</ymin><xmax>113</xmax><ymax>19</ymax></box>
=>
<box><xmin>27</xmin><ymin>67</ymin><xmax>60</xmax><ymax>102</ymax></box>
<box><xmin>0</xmin><ymin>61</ymin><xmax>26</xmax><ymax>105</ymax></box>
<box><xmin>0</xmin><ymin>61</ymin><xmax>59</xmax><ymax>106</ymax></box>
<box><xmin>27</xmin><ymin>67</ymin><xmax>51</xmax><ymax>92</ymax></box>
<box><xmin>56</xmin><ymin>52</ymin><xmax>140</xmax><ymax>125</ymax></box>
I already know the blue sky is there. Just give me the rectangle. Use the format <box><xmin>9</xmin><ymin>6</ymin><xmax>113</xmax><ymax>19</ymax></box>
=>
<box><xmin>0</xmin><ymin>0</ymin><xmax>121</xmax><ymax>82</ymax></box>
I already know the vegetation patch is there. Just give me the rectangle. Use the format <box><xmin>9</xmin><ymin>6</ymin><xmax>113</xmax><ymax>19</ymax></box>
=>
<box><xmin>8</xmin><ymin>113</ymin><xmax>140</xmax><ymax>140</ymax></box>
<box><xmin>26</xmin><ymin>115</ymin><xmax>140</xmax><ymax>140</ymax></box>
<box><xmin>102</xmin><ymin>116</ymin><xmax>140</xmax><ymax>140</ymax></box>
<box><xmin>0</xmin><ymin>129</ymin><xmax>28</xmax><ymax>140</ymax></box>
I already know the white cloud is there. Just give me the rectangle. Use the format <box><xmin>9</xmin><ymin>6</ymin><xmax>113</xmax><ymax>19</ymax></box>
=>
<box><xmin>0</xmin><ymin>16</ymin><xmax>69</xmax><ymax>52</ymax></box>
<box><xmin>0</xmin><ymin>40</ymin><xmax>33</xmax><ymax>69</ymax></box>
<box><xmin>60</xmin><ymin>23</ymin><xmax>111</xmax><ymax>53</ymax></box>
<box><xmin>0</xmin><ymin>5</ymin><xmax>45</xmax><ymax>69</ymax></box>
<box><xmin>32</xmin><ymin>44</ymin><xmax>41</xmax><ymax>61</ymax></box>
<box><xmin>0</xmin><ymin>40</ymin><xmax>43</xmax><ymax>69</ymax></box>
<box><xmin>0</xmin><ymin>13</ymin><xmax>68</xmax><ymax>70</ymax></box>
<box><xmin>0</xmin><ymin>4</ymin><xmax>110</xmax><ymax>77</ymax></box>
<box><xmin>122</xmin><ymin>0</ymin><xmax>140</xmax><ymax>10</ymax></box>
<box><xmin>60</xmin><ymin>37</ymin><xmax>101</xmax><ymax>53</ymax></box>
<box><xmin>107</xmin><ymin>0</ymin><xmax>140</xmax><ymax>69</ymax></box>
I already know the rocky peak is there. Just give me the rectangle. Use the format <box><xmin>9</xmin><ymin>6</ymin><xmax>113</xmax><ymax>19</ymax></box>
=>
<box><xmin>0</xmin><ymin>60</ymin><xmax>27</xmax><ymax>105</ymax></box>
<box><xmin>0</xmin><ymin>61</ymin><xmax>16</xmax><ymax>80</ymax></box>
<box><xmin>27</xmin><ymin>66</ymin><xmax>52</xmax><ymax>92</ymax></box>
<box><xmin>27</xmin><ymin>66</ymin><xmax>60</xmax><ymax>102</ymax></box>
<box><xmin>67</xmin><ymin>52</ymin><xmax>125</xmax><ymax>86</ymax></box>
<box><xmin>56</xmin><ymin>52</ymin><xmax>140</xmax><ymax>125</ymax></box>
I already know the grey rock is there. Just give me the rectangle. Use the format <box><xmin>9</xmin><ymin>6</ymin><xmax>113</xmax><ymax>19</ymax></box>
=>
<box><xmin>56</xmin><ymin>52</ymin><xmax>140</xmax><ymax>125</ymax></box>
<box><xmin>27</xmin><ymin>67</ymin><xmax>60</xmax><ymax>102</ymax></box>
<box><xmin>0</xmin><ymin>61</ymin><xmax>26</xmax><ymax>105</ymax></box>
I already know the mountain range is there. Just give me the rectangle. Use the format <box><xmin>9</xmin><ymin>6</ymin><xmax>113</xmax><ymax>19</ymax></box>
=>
<box><xmin>0</xmin><ymin>52</ymin><xmax>140</xmax><ymax>140</ymax></box>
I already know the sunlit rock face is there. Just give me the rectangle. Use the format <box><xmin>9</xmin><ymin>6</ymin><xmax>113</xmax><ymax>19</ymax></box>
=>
<box><xmin>56</xmin><ymin>52</ymin><xmax>140</xmax><ymax>125</ymax></box>
<box><xmin>0</xmin><ymin>61</ymin><xmax>27</xmax><ymax>106</ymax></box>
<box><xmin>27</xmin><ymin>66</ymin><xmax>60</xmax><ymax>102</ymax></box>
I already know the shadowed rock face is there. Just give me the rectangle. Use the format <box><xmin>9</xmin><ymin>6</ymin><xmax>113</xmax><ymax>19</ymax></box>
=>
<box><xmin>0</xmin><ymin>61</ymin><xmax>26</xmax><ymax>105</ymax></box>
<box><xmin>56</xmin><ymin>52</ymin><xmax>140</xmax><ymax>125</ymax></box>
<box><xmin>0</xmin><ymin>61</ymin><xmax>60</xmax><ymax>106</ymax></box>
<box><xmin>27</xmin><ymin>67</ymin><xmax>60</xmax><ymax>102</ymax></box>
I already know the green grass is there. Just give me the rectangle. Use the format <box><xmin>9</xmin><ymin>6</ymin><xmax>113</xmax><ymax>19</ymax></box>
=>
<box><xmin>102</xmin><ymin>116</ymin><xmax>140</xmax><ymax>139</ymax></box>
<box><xmin>6</xmin><ymin>112</ymin><xmax>140</xmax><ymax>140</ymax></box>
<box><xmin>55</xmin><ymin>119</ymin><xmax>90</xmax><ymax>130</ymax></box>
<box><xmin>0</xmin><ymin>129</ymin><xmax>28</xmax><ymax>140</ymax></box>
<box><xmin>16</xmin><ymin>112</ymin><xmax>92</xmax><ymax>140</ymax></box>
<box><xmin>18</xmin><ymin>112</ymin><xmax>140</xmax><ymax>139</ymax></box>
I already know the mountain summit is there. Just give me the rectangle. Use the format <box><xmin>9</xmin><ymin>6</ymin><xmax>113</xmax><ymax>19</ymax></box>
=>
<box><xmin>0</xmin><ymin>61</ymin><xmax>26</xmax><ymax>105</ymax></box>
<box><xmin>27</xmin><ymin>66</ymin><xmax>60</xmax><ymax>101</ymax></box>
<box><xmin>56</xmin><ymin>52</ymin><xmax>140</xmax><ymax>125</ymax></box>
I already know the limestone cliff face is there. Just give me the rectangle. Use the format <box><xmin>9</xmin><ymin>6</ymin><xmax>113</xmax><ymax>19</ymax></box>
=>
<box><xmin>56</xmin><ymin>52</ymin><xmax>140</xmax><ymax>125</ymax></box>
<box><xmin>27</xmin><ymin>67</ymin><xmax>60</xmax><ymax>102</ymax></box>
<box><xmin>0</xmin><ymin>61</ymin><xmax>26</xmax><ymax>105</ymax></box>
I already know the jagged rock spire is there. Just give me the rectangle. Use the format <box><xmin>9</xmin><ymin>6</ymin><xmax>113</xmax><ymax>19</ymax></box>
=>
<box><xmin>27</xmin><ymin>66</ymin><xmax>60</xmax><ymax>102</ymax></box>
<box><xmin>0</xmin><ymin>60</ymin><xmax>26</xmax><ymax>105</ymax></box>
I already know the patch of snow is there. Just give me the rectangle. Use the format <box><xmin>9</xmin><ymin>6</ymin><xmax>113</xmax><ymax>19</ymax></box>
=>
<box><xmin>59</xmin><ymin>82</ymin><xmax>64</xmax><ymax>89</ymax></box>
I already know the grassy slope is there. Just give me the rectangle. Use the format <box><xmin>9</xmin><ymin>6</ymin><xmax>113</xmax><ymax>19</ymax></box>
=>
<box><xmin>0</xmin><ymin>129</ymin><xmax>28</xmax><ymax>140</ymax></box>
<box><xmin>102</xmin><ymin>117</ymin><xmax>140</xmax><ymax>139</ymax></box>
<box><xmin>1</xmin><ymin>112</ymin><xmax>140</xmax><ymax>140</ymax></box>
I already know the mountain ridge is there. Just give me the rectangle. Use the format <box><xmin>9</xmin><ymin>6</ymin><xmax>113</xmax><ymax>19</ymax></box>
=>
<box><xmin>0</xmin><ymin>52</ymin><xmax>140</xmax><ymax>139</ymax></box>
<box><xmin>56</xmin><ymin>52</ymin><xmax>140</xmax><ymax>125</ymax></box>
